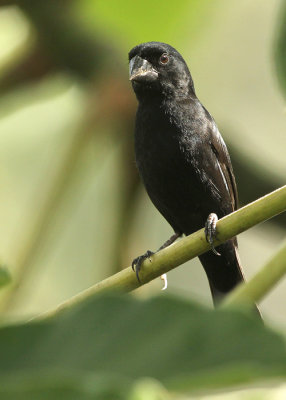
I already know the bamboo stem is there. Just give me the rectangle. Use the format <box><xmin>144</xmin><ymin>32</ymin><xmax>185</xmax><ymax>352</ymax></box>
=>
<box><xmin>37</xmin><ymin>185</ymin><xmax>286</xmax><ymax>320</ymax></box>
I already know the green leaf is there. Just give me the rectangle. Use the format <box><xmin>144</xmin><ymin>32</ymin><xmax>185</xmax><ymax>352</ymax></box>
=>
<box><xmin>0</xmin><ymin>373</ymin><xmax>169</xmax><ymax>400</ymax></box>
<box><xmin>0</xmin><ymin>265</ymin><xmax>11</xmax><ymax>289</ymax></box>
<box><xmin>0</xmin><ymin>294</ymin><xmax>286</xmax><ymax>396</ymax></box>
<box><xmin>0</xmin><ymin>372</ymin><xmax>132</xmax><ymax>400</ymax></box>
<box><xmin>274</xmin><ymin>1</ymin><xmax>286</xmax><ymax>97</ymax></box>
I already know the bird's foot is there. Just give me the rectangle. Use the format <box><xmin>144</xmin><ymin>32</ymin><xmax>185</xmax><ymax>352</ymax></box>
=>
<box><xmin>205</xmin><ymin>213</ymin><xmax>221</xmax><ymax>256</ymax></box>
<box><xmin>132</xmin><ymin>250</ymin><xmax>154</xmax><ymax>283</ymax></box>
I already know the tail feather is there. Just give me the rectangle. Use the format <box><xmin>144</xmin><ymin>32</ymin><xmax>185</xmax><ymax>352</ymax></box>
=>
<box><xmin>199</xmin><ymin>239</ymin><xmax>261</xmax><ymax>317</ymax></box>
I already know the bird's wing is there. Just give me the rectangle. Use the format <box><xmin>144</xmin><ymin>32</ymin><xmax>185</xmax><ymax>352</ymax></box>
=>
<box><xmin>209</xmin><ymin>127</ymin><xmax>238</xmax><ymax>212</ymax></box>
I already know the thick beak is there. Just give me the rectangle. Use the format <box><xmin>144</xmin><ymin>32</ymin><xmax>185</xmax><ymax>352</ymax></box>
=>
<box><xmin>129</xmin><ymin>55</ymin><xmax>158</xmax><ymax>83</ymax></box>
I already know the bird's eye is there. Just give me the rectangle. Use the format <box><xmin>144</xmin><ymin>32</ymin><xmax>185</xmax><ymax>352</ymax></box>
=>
<box><xmin>159</xmin><ymin>53</ymin><xmax>169</xmax><ymax>65</ymax></box>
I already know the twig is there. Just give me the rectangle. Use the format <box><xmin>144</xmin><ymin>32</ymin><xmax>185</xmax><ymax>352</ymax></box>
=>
<box><xmin>221</xmin><ymin>238</ymin><xmax>286</xmax><ymax>309</ymax></box>
<box><xmin>36</xmin><ymin>185</ymin><xmax>286</xmax><ymax>320</ymax></box>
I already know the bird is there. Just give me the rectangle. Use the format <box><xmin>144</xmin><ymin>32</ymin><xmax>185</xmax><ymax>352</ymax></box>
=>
<box><xmin>128</xmin><ymin>41</ymin><xmax>259</xmax><ymax>310</ymax></box>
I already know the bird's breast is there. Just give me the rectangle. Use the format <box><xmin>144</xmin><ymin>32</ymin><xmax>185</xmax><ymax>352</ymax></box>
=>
<box><xmin>135</xmin><ymin>107</ymin><xmax>201</xmax><ymax>203</ymax></box>
<box><xmin>134</xmin><ymin>102</ymin><xmax>213</xmax><ymax>233</ymax></box>
<box><xmin>135</xmin><ymin>111</ymin><xmax>182</xmax><ymax>182</ymax></box>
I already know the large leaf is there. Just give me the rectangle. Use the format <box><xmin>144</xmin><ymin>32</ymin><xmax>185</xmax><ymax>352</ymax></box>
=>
<box><xmin>0</xmin><ymin>294</ymin><xmax>286</xmax><ymax>397</ymax></box>
<box><xmin>0</xmin><ymin>373</ymin><xmax>132</xmax><ymax>400</ymax></box>
<box><xmin>0</xmin><ymin>373</ymin><xmax>169</xmax><ymax>400</ymax></box>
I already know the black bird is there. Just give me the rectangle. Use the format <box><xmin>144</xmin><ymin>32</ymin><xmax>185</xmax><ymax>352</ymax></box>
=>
<box><xmin>128</xmin><ymin>42</ymin><xmax>257</xmax><ymax>307</ymax></box>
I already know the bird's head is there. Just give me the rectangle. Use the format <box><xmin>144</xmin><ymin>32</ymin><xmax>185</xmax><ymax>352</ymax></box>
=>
<box><xmin>128</xmin><ymin>42</ymin><xmax>195</xmax><ymax>102</ymax></box>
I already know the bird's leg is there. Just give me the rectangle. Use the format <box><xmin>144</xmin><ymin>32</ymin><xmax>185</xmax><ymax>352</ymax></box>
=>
<box><xmin>132</xmin><ymin>232</ymin><xmax>181</xmax><ymax>284</ymax></box>
<box><xmin>157</xmin><ymin>232</ymin><xmax>181</xmax><ymax>251</ymax></box>
<box><xmin>157</xmin><ymin>232</ymin><xmax>181</xmax><ymax>290</ymax></box>
<box><xmin>205</xmin><ymin>213</ymin><xmax>221</xmax><ymax>256</ymax></box>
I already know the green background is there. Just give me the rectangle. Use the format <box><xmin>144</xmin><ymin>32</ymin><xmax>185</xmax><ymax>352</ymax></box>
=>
<box><xmin>0</xmin><ymin>1</ymin><xmax>286</xmax><ymax>398</ymax></box>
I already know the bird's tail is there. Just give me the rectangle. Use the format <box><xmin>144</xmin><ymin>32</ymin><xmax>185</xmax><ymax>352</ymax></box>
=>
<box><xmin>199</xmin><ymin>239</ymin><xmax>261</xmax><ymax>317</ymax></box>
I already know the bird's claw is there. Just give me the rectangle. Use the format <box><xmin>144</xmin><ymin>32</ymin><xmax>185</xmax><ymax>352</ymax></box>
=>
<box><xmin>131</xmin><ymin>250</ymin><xmax>154</xmax><ymax>283</ymax></box>
<box><xmin>205</xmin><ymin>213</ymin><xmax>221</xmax><ymax>256</ymax></box>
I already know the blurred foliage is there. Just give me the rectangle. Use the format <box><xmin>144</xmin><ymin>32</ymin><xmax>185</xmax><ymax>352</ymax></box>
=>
<box><xmin>0</xmin><ymin>294</ymin><xmax>286</xmax><ymax>398</ymax></box>
<box><xmin>75</xmin><ymin>0</ymin><xmax>214</xmax><ymax>47</ymax></box>
<box><xmin>0</xmin><ymin>0</ymin><xmax>285</xmax><ymax>398</ymax></box>
<box><xmin>275</xmin><ymin>0</ymin><xmax>286</xmax><ymax>98</ymax></box>
<box><xmin>0</xmin><ymin>265</ymin><xmax>11</xmax><ymax>289</ymax></box>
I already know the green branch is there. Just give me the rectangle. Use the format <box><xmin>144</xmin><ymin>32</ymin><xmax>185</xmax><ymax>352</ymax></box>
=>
<box><xmin>222</xmin><ymin>238</ymin><xmax>286</xmax><ymax>309</ymax></box>
<box><xmin>37</xmin><ymin>185</ymin><xmax>286</xmax><ymax>320</ymax></box>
